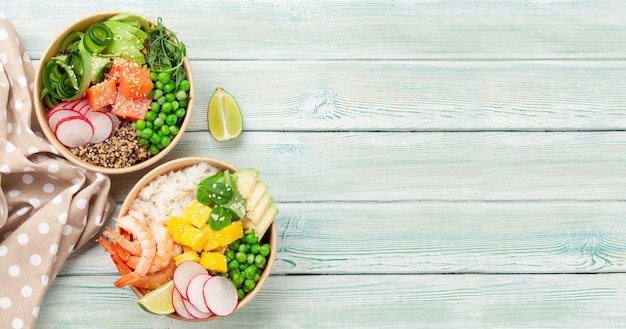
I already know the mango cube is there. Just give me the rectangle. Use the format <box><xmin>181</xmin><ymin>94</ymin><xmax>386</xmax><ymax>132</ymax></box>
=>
<box><xmin>215</xmin><ymin>220</ymin><xmax>244</xmax><ymax>247</ymax></box>
<box><xmin>181</xmin><ymin>200</ymin><xmax>212</xmax><ymax>228</ymax></box>
<box><xmin>167</xmin><ymin>216</ymin><xmax>209</xmax><ymax>252</ymax></box>
<box><xmin>200</xmin><ymin>252</ymin><xmax>227</xmax><ymax>273</ymax></box>
<box><xmin>174</xmin><ymin>251</ymin><xmax>200</xmax><ymax>266</ymax></box>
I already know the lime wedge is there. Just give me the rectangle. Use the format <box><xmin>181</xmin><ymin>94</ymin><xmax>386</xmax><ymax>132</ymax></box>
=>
<box><xmin>137</xmin><ymin>280</ymin><xmax>175</xmax><ymax>315</ymax></box>
<box><xmin>208</xmin><ymin>87</ymin><xmax>243</xmax><ymax>142</ymax></box>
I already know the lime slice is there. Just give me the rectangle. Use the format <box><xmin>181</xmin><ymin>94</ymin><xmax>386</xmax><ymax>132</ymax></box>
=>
<box><xmin>137</xmin><ymin>280</ymin><xmax>175</xmax><ymax>315</ymax></box>
<box><xmin>208</xmin><ymin>87</ymin><xmax>243</xmax><ymax>142</ymax></box>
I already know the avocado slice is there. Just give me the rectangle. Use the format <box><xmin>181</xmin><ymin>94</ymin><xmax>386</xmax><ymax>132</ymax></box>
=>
<box><xmin>233</xmin><ymin>168</ymin><xmax>260</xmax><ymax>199</ymax></box>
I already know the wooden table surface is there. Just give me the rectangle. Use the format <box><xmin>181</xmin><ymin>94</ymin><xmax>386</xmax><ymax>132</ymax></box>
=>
<box><xmin>5</xmin><ymin>0</ymin><xmax>626</xmax><ymax>328</ymax></box>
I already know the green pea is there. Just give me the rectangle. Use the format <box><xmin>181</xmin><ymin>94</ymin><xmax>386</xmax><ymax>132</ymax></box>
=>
<box><xmin>231</xmin><ymin>271</ymin><xmax>245</xmax><ymax>287</ymax></box>
<box><xmin>239</xmin><ymin>263</ymin><xmax>248</xmax><ymax>271</ymax></box>
<box><xmin>150</xmin><ymin>102</ymin><xmax>160</xmax><ymax>113</ymax></box>
<box><xmin>246</xmin><ymin>254</ymin><xmax>255</xmax><ymax>265</ymax></box>
<box><xmin>179</xmin><ymin>80</ymin><xmax>190</xmax><ymax>91</ymax></box>
<box><xmin>165</xmin><ymin>92</ymin><xmax>176</xmax><ymax>102</ymax></box>
<box><xmin>179</xmin><ymin>98</ymin><xmax>189</xmax><ymax>108</ymax></box>
<box><xmin>238</xmin><ymin>244</ymin><xmax>249</xmax><ymax>254</ymax></box>
<box><xmin>176</xmin><ymin>90</ymin><xmax>188</xmax><ymax>100</ymax></box>
<box><xmin>146</xmin><ymin>121</ymin><xmax>153</xmax><ymax>129</ymax></box>
<box><xmin>157</xmin><ymin>72</ymin><xmax>171</xmax><ymax>84</ymax></box>
<box><xmin>149</xmin><ymin>144</ymin><xmax>160</xmax><ymax>155</ymax></box>
<box><xmin>154</xmin><ymin>81</ymin><xmax>164</xmax><ymax>90</ymax></box>
<box><xmin>152</xmin><ymin>89</ymin><xmax>163</xmax><ymax>100</ymax></box>
<box><xmin>250</xmin><ymin>244</ymin><xmax>260</xmax><ymax>255</ymax></box>
<box><xmin>228</xmin><ymin>260</ymin><xmax>240</xmax><ymax>271</ymax></box>
<box><xmin>169</xmin><ymin>125</ymin><xmax>179</xmax><ymax>136</ymax></box>
<box><xmin>244</xmin><ymin>233</ymin><xmax>258</xmax><ymax>245</ymax></box>
<box><xmin>163</xmin><ymin>81</ymin><xmax>176</xmax><ymax>93</ymax></box>
<box><xmin>254</xmin><ymin>254</ymin><xmax>266</xmax><ymax>268</ymax></box>
<box><xmin>243</xmin><ymin>279</ymin><xmax>256</xmax><ymax>292</ymax></box>
<box><xmin>145</xmin><ymin>111</ymin><xmax>157</xmax><ymax>122</ymax></box>
<box><xmin>149</xmin><ymin>133</ymin><xmax>161</xmax><ymax>145</ymax></box>
<box><xmin>166</xmin><ymin>114</ymin><xmax>178</xmax><ymax>126</ymax></box>
<box><xmin>253</xmin><ymin>273</ymin><xmax>261</xmax><ymax>283</ymax></box>
<box><xmin>235</xmin><ymin>252</ymin><xmax>247</xmax><ymax>263</ymax></box>
<box><xmin>157</xmin><ymin>96</ymin><xmax>166</xmax><ymax>105</ymax></box>
<box><xmin>160</xmin><ymin>135</ymin><xmax>171</xmax><ymax>147</ymax></box>
<box><xmin>171</xmin><ymin>100</ymin><xmax>180</xmax><ymax>110</ymax></box>
<box><xmin>161</xmin><ymin>102</ymin><xmax>173</xmax><ymax>114</ymax></box>
<box><xmin>139</xmin><ymin>128</ymin><xmax>153</xmax><ymax>139</ymax></box>
<box><xmin>150</xmin><ymin>71</ymin><xmax>158</xmax><ymax>81</ymax></box>
<box><xmin>139</xmin><ymin>138</ymin><xmax>150</xmax><ymax>146</ymax></box>
<box><xmin>153</xmin><ymin>116</ymin><xmax>164</xmax><ymax>128</ymax></box>
<box><xmin>244</xmin><ymin>265</ymin><xmax>257</xmax><ymax>279</ymax></box>
<box><xmin>259</xmin><ymin>244</ymin><xmax>271</xmax><ymax>257</ymax></box>
<box><xmin>175</xmin><ymin>108</ymin><xmax>186</xmax><ymax>118</ymax></box>
<box><xmin>135</xmin><ymin>120</ymin><xmax>146</xmax><ymax>130</ymax></box>
<box><xmin>159</xmin><ymin>125</ymin><xmax>170</xmax><ymax>136</ymax></box>
<box><xmin>237</xmin><ymin>288</ymin><xmax>245</xmax><ymax>300</ymax></box>
<box><xmin>226</xmin><ymin>250</ymin><xmax>235</xmax><ymax>260</ymax></box>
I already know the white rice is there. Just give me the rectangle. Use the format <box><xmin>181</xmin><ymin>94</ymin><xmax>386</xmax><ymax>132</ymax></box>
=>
<box><xmin>129</xmin><ymin>162</ymin><xmax>219</xmax><ymax>226</ymax></box>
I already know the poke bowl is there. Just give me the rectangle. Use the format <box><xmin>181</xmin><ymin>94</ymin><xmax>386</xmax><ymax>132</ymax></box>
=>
<box><xmin>34</xmin><ymin>11</ymin><xmax>194</xmax><ymax>175</ymax></box>
<box><xmin>101</xmin><ymin>157</ymin><xmax>278</xmax><ymax>321</ymax></box>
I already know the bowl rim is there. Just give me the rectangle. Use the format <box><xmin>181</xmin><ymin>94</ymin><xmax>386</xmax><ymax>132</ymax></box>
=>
<box><xmin>118</xmin><ymin>157</ymin><xmax>277</xmax><ymax>321</ymax></box>
<box><xmin>33</xmin><ymin>11</ymin><xmax>194</xmax><ymax>175</ymax></box>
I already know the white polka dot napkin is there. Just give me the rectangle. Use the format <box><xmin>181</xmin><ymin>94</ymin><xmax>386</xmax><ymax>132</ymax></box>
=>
<box><xmin>0</xmin><ymin>13</ymin><xmax>115</xmax><ymax>329</ymax></box>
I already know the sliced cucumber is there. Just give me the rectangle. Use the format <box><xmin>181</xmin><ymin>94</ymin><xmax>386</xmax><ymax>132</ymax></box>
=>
<box><xmin>233</xmin><ymin>168</ymin><xmax>259</xmax><ymax>199</ymax></box>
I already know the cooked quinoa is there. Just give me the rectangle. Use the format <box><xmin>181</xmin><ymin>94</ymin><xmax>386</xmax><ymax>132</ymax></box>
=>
<box><xmin>69</xmin><ymin>120</ymin><xmax>151</xmax><ymax>168</ymax></box>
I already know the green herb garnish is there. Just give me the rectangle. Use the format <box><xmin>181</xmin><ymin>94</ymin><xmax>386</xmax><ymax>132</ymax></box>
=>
<box><xmin>145</xmin><ymin>18</ymin><xmax>187</xmax><ymax>87</ymax></box>
<box><xmin>197</xmin><ymin>171</ymin><xmax>247</xmax><ymax>230</ymax></box>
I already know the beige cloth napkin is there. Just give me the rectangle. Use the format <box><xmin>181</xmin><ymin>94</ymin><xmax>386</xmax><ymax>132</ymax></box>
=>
<box><xmin>0</xmin><ymin>14</ymin><xmax>115</xmax><ymax>329</ymax></box>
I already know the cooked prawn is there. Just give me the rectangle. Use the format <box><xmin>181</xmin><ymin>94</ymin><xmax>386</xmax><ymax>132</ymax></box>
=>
<box><xmin>99</xmin><ymin>237</ymin><xmax>175</xmax><ymax>290</ymax></box>
<box><xmin>110</xmin><ymin>214</ymin><xmax>157</xmax><ymax>287</ymax></box>
<box><xmin>103</xmin><ymin>227</ymin><xmax>142</xmax><ymax>256</ymax></box>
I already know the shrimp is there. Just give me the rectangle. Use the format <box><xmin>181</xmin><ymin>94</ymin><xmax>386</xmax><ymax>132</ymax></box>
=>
<box><xmin>99</xmin><ymin>238</ymin><xmax>175</xmax><ymax>290</ymax></box>
<box><xmin>110</xmin><ymin>214</ymin><xmax>157</xmax><ymax>287</ymax></box>
<box><xmin>131</xmin><ymin>261</ymin><xmax>176</xmax><ymax>290</ymax></box>
<box><xmin>103</xmin><ymin>227</ymin><xmax>141</xmax><ymax>256</ymax></box>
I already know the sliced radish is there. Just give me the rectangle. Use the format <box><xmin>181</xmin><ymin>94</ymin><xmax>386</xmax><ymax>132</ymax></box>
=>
<box><xmin>105</xmin><ymin>111</ymin><xmax>120</xmax><ymax>130</ymax></box>
<box><xmin>72</xmin><ymin>98</ymin><xmax>90</xmax><ymax>115</ymax></box>
<box><xmin>85</xmin><ymin>110</ymin><xmax>114</xmax><ymax>143</ymax></box>
<box><xmin>48</xmin><ymin>109</ymin><xmax>83</xmax><ymax>131</ymax></box>
<box><xmin>203</xmin><ymin>276</ymin><xmax>238</xmax><ymax>316</ymax></box>
<box><xmin>173</xmin><ymin>261</ymin><xmax>208</xmax><ymax>300</ymax></box>
<box><xmin>182</xmin><ymin>295</ymin><xmax>213</xmax><ymax>319</ymax></box>
<box><xmin>49</xmin><ymin>99</ymin><xmax>81</xmax><ymax>112</ymax></box>
<box><xmin>171</xmin><ymin>288</ymin><xmax>195</xmax><ymax>320</ymax></box>
<box><xmin>54</xmin><ymin>116</ymin><xmax>94</xmax><ymax>147</ymax></box>
<box><xmin>186</xmin><ymin>274</ymin><xmax>213</xmax><ymax>314</ymax></box>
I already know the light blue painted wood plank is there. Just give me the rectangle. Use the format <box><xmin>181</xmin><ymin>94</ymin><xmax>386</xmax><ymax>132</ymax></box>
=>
<box><xmin>181</xmin><ymin>60</ymin><xmax>626</xmax><ymax>131</ymax></box>
<box><xmin>59</xmin><ymin>201</ymin><xmax>626</xmax><ymax>277</ymax></box>
<box><xmin>6</xmin><ymin>0</ymin><xmax>626</xmax><ymax>60</ymax></box>
<box><xmin>103</xmin><ymin>131</ymin><xmax>626</xmax><ymax>202</ymax></box>
<box><xmin>36</xmin><ymin>274</ymin><xmax>626</xmax><ymax>328</ymax></box>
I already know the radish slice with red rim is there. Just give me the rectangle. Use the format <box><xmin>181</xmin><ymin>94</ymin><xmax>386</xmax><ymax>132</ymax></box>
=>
<box><xmin>203</xmin><ymin>276</ymin><xmax>238</xmax><ymax>316</ymax></box>
<box><xmin>54</xmin><ymin>116</ymin><xmax>94</xmax><ymax>147</ymax></box>
<box><xmin>48</xmin><ymin>109</ymin><xmax>83</xmax><ymax>131</ymax></box>
<box><xmin>171</xmin><ymin>288</ymin><xmax>195</xmax><ymax>320</ymax></box>
<box><xmin>181</xmin><ymin>295</ymin><xmax>213</xmax><ymax>319</ymax></box>
<box><xmin>173</xmin><ymin>261</ymin><xmax>208</xmax><ymax>300</ymax></box>
<box><xmin>85</xmin><ymin>111</ymin><xmax>114</xmax><ymax>143</ymax></box>
<box><xmin>186</xmin><ymin>274</ymin><xmax>212</xmax><ymax>314</ymax></box>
